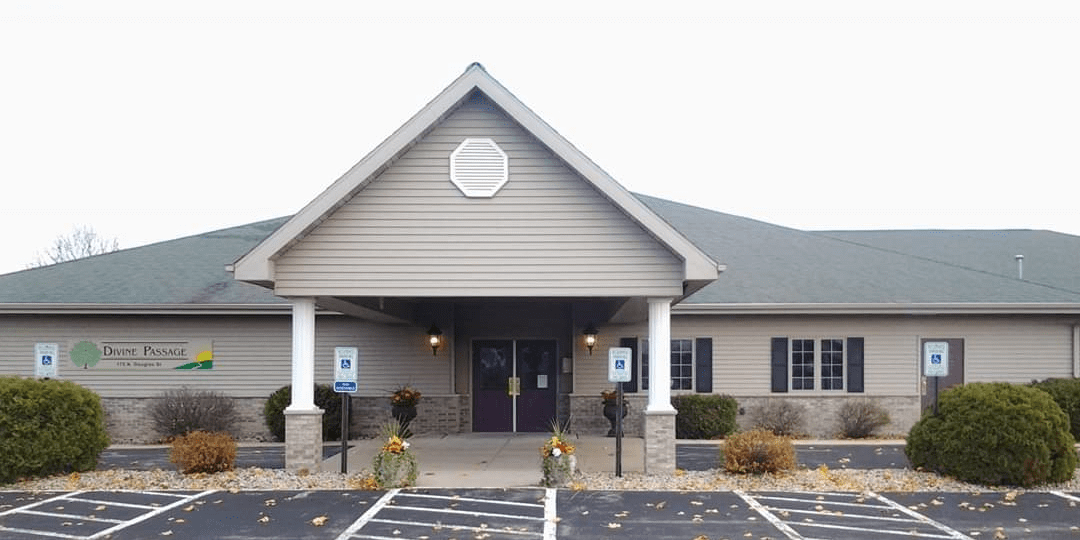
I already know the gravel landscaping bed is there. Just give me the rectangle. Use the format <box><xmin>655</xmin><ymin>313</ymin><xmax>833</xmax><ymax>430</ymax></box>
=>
<box><xmin>6</xmin><ymin>466</ymin><xmax>1080</xmax><ymax>493</ymax></box>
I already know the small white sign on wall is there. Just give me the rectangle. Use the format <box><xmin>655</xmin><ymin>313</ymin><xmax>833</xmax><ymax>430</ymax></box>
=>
<box><xmin>924</xmin><ymin>341</ymin><xmax>949</xmax><ymax>377</ymax></box>
<box><xmin>35</xmin><ymin>343</ymin><xmax>58</xmax><ymax>379</ymax></box>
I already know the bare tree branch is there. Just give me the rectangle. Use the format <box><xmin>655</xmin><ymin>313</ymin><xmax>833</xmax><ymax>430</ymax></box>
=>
<box><xmin>29</xmin><ymin>226</ymin><xmax>120</xmax><ymax>268</ymax></box>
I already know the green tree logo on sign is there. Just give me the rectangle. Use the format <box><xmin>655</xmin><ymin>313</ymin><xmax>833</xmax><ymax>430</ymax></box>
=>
<box><xmin>70</xmin><ymin>341</ymin><xmax>102</xmax><ymax>369</ymax></box>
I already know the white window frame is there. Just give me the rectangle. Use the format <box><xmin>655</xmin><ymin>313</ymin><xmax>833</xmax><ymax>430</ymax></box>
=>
<box><xmin>640</xmin><ymin>338</ymin><xmax>695</xmax><ymax>392</ymax></box>
<box><xmin>788</xmin><ymin>337</ymin><xmax>846</xmax><ymax>392</ymax></box>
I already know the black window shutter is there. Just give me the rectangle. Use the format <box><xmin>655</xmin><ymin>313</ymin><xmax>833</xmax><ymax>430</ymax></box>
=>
<box><xmin>619</xmin><ymin>337</ymin><xmax>638</xmax><ymax>393</ymax></box>
<box><xmin>771</xmin><ymin>337</ymin><xmax>789</xmax><ymax>393</ymax></box>
<box><xmin>695</xmin><ymin>338</ymin><xmax>713</xmax><ymax>393</ymax></box>
<box><xmin>847</xmin><ymin>337</ymin><xmax>865</xmax><ymax>393</ymax></box>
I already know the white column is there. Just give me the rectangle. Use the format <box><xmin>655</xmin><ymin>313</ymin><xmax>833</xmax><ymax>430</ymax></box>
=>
<box><xmin>646</xmin><ymin>297</ymin><xmax>675</xmax><ymax>413</ymax></box>
<box><xmin>286</xmin><ymin>296</ymin><xmax>317</xmax><ymax>412</ymax></box>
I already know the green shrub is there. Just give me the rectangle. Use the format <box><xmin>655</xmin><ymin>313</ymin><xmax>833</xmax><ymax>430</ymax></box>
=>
<box><xmin>263</xmin><ymin>384</ymin><xmax>348</xmax><ymax>442</ymax></box>
<box><xmin>749</xmin><ymin>399</ymin><xmax>806</xmax><ymax>437</ymax></box>
<box><xmin>906</xmin><ymin>382</ymin><xmax>1078</xmax><ymax>487</ymax></box>
<box><xmin>672</xmin><ymin>394</ymin><xmax>738</xmax><ymax>439</ymax></box>
<box><xmin>835</xmin><ymin>399</ymin><xmax>891</xmax><ymax>439</ymax></box>
<box><xmin>1030</xmin><ymin>377</ymin><xmax>1080</xmax><ymax>441</ymax></box>
<box><xmin>0</xmin><ymin>377</ymin><xmax>110</xmax><ymax>484</ymax></box>
<box><xmin>150</xmin><ymin>387</ymin><xmax>238</xmax><ymax>441</ymax></box>
<box><xmin>723</xmin><ymin>428</ymin><xmax>796</xmax><ymax>474</ymax></box>
<box><xmin>169</xmin><ymin>431</ymin><xmax>237</xmax><ymax>474</ymax></box>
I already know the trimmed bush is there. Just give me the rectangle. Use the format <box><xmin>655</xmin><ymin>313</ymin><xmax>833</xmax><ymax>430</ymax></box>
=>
<box><xmin>263</xmin><ymin>384</ymin><xmax>347</xmax><ymax>442</ymax></box>
<box><xmin>673</xmin><ymin>394</ymin><xmax>739</xmax><ymax>439</ymax></box>
<box><xmin>0</xmin><ymin>377</ymin><xmax>110</xmax><ymax>484</ymax></box>
<box><xmin>150</xmin><ymin>387</ymin><xmax>238</xmax><ymax>441</ymax></box>
<box><xmin>169</xmin><ymin>431</ymin><xmax>237</xmax><ymax>474</ymax></box>
<box><xmin>723</xmin><ymin>428</ymin><xmax>796</xmax><ymax>474</ymax></box>
<box><xmin>749</xmin><ymin>399</ymin><xmax>806</xmax><ymax>437</ymax></box>
<box><xmin>1030</xmin><ymin>377</ymin><xmax>1080</xmax><ymax>441</ymax></box>
<box><xmin>835</xmin><ymin>399</ymin><xmax>891</xmax><ymax>439</ymax></box>
<box><xmin>906</xmin><ymin>382</ymin><xmax>1078</xmax><ymax>487</ymax></box>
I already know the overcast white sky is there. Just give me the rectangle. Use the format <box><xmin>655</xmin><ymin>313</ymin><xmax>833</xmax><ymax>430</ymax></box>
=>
<box><xmin>1</xmin><ymin>1</ymin><xmax>1077</xmax><ymax>276</ymax></box>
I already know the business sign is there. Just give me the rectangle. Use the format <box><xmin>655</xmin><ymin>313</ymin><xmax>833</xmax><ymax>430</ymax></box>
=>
<box><xmin>923</xmin><ymin>341</ymin><xmax>949</xmax><ymax>377</ymax></box>
<box><xmin>334</xmin><ymin>347</ymin><xmax>359</xmax><ymax>393</ymax></box>
<box><xmin>35</xmin><ymin>343</ymin><xmax>59</xmax><ymax>379</ymax></box>
<box><xmin>68</xmin><ymin>340</ymin><xmax>214</xmax><ymax>370</ymax></box>
<box><xmin>608</xmin><ymin>347</ymin><xmax>632</xmax><ymax>383</ymax></box>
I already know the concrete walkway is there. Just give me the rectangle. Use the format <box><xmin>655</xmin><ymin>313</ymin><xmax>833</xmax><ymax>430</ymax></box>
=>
<box><xmin>321</xmin><ymin>433</ymin><xmax>644</xmax><ymax>488</ymax></box>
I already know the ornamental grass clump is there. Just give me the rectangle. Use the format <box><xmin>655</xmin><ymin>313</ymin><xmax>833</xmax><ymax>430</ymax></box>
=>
<box><xmin>540</xmin><ymin>418</ymin><xmax>576</xmax><ymax>487</ymax></box>
<box><xmin>835</xmin><ymin>398</ymin><xmax>891</xmax><ymax>439</ymax></box>
<box><xmin>723</xmin><ymin>428</ymin><xmax>797</xmax><ymax>474</ymax></box>
<box><xmin>169</xmin><ymin>431</ymin><xmax>237</xmax><ymax>474</ymax></box>
<box><xmin>749</xmin><ymin>399</ymin><xmax>806</xmax><ymax>437</ymax></box>
<box><xmin>906</xmin><ymin>382</ymin><xmax>1078</xmax><ymax>487</ymax></box>
<box><xmin>372</xmin><ymin>419</ymin><xmax>418</xmax><ymax>488</ymax></box>
<box><xmin>151</xmin><ymin>387</ymin><xmax>238</xmax><ymax>441</ymax></box>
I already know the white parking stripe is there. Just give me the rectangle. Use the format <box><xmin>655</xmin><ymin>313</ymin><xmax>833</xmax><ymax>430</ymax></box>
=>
<box><xmin>765</xmin><ymin>506</ymin><xmax>931</xmax><ymax>525</ymax></box>
<box><xmin>794</xmin><ymin>520</ymin><xmax>959</xmax><ymax>538</ymax></box>
<box><xmin>379</xmin><ymin>503</ymin><xmax>546</xmax><ymax>521</ymax></box>
<box><xmin>1050</xmin><ymin>490</ymin><xmax>1080</xmax><ymax>503</ymax></box>
<box><xmin>734</xmin><ymin>490</ymin><xmax>805</xmax><ymax>540</ymax></box>
<box><xmin>369</xmin><ymin>517</ymin><xmax>543</xmax><ymax>536</ymax></box>
<box><xmin>0</xmin><ymin>525</ymin><xmax>88</xmax><ymax>539</ymax></box>
<box><xmin>754</xmin><ymin>493</ymin><xmax>892</xmax><ymax>511</ymax></box>
<box><xmin>867</xmin><ymin>491</ymin><xmax>973</xmax><ymax>540</ymax></box>
<box><xmin>337</xmin><ymin>489</ymin><xmax>552</xmax><ymax>540</ymax></box>
<box><xmin>87</xmin><ymin>490</ymin><xmax>215</xmax><ymax>540</ymax></box>
<box><xmin>0</xmin><ymin>490</ymin><xmax>215</xmax><ymax>540</ymax></box>
<box><xmin>16</xmin><ymin>509</ymin><xmax>125</xmax><ymax>524</ymax></box>
<box><xmin>401</xmin><ymin>492</ymin><xmax>545</xmax><ymax>509</ymax></box>
<box><xmin>0</xmin><ymin>491</ymin><xmax>85</xmax><ymax>518</ymax></box>
<box><xmin>543</xmin><ymin>488</ymin><xmax>556</xmax><ymax>540</ymax></box>
<box><xmin>335</xmin><ymin>489</ymin><xmax>399</xmax><ymax>540</ymax></box>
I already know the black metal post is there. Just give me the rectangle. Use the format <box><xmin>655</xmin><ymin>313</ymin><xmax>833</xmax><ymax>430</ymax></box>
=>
<box><xmin>615</xmin><ymin>383</ymin><xmax>623</xmax><ymax>477</ymax></box>
<box><xmin>933</xmin><ymin>376</ymin><xmax>939</xmax><ymax>416</ymax></box>
<box><xmin>340</xmin><ymin>393</ymin><xmax>349</xmax><ymax>474</ymax></box>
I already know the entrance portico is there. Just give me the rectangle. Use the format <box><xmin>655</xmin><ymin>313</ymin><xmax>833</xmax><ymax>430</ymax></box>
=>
<box><xmin>231</xmin><ymin>64</ymin><xmax>721</xmax><ymax>474</ymax></box>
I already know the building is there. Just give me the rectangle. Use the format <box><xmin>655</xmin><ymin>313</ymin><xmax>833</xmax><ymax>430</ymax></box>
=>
<box><xmin>3</xmin><ymin>64</ymin><xmax>1079</xmax><ymax>473</ymax></box>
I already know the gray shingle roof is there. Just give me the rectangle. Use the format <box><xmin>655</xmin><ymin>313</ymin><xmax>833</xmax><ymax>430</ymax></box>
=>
<box><xmin>0</xmin><ymin>218</ymin><xmax>289</xmax><ymax>305</ymax></box>
<box><xmin>2</xmin><ymin>197</ymin><xmax>1079</xmax><ymax>308</ymax></box>
<box><xmin>636</xmin><ymin>195</ymin><xmax>1080</xmax><ymax>305</ymax></box>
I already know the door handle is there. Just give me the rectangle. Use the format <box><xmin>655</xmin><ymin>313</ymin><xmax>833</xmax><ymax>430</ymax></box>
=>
<box><xmin>507</xmin><ymin>377</ymin><xmax>520</xmax><ymax>396</ymax></box>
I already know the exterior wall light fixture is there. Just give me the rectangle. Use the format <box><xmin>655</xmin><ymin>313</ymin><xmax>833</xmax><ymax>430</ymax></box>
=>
<box><xmin>427</xmin><ymin>324</ymin><xmax>443</xmax><ymax>356</ymax></box>
<box><xmin>583</xmin><ymin>323</ymin><xmax>598</xmax><ymax>355</ymax></box>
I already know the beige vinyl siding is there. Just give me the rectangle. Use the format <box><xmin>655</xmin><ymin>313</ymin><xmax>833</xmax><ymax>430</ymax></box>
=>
<box><xmin>575</xmin><ymin>314</ymin><xmax>1078</xmax><ymax>397</ymax></box>
<box><xmin>0</xmin><ymin>315</ymin><xmax>451</xmax><ymax>398</ymax></box>
<box><xmin>272</xmin><ymin>93</ymin><xmax>684</xmax><ymax>297</ymax></box>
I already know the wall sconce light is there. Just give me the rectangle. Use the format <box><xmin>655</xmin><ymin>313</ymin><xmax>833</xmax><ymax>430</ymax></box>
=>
<box><xmin>583</xmin><ymin>323</ymin><xmax>598</xmax><ymax>356</ymax></box>
<box><xmin>427</xmin><ymin>324</ymin><xmax>443</xmax><ymax>356</ymax></box>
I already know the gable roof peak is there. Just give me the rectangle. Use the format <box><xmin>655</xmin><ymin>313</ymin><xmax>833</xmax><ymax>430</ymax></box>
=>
<box><xmin>231</xmin><ymin>65</ymin><xmax>720</xmax><ymax>286</ymax></box>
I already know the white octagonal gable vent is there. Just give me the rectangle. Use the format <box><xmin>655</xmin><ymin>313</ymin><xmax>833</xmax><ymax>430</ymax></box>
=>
<box><xmin>450</xmin><ymin>138</ymin><xmax>508</xmax><ymax>198</ymax></box>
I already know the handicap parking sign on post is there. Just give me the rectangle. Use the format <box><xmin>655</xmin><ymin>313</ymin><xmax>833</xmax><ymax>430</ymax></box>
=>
<box><xmin>923</xmin><ymin>341</ymin><xmax>949</xmax><ymax>377</ymax></box>
<box><xmin>608</xmin><ymin>347</ymin><xmax>632</xmax><ymax>383</ymax></box>
<box><xmin>334</xmin><ymin>347</ymin><xmax>359</xmax><ymax>393</ymax></box>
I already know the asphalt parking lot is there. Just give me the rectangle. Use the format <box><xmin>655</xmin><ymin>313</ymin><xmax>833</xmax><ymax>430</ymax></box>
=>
<box><xmin>2</xmin><ymin>488</ymin><xmax>1078</xmax><ymax>539</ymax></box>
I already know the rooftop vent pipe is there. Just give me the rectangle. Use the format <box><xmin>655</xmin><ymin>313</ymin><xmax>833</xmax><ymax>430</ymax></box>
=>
<box><xmin>1015</xmin><ymin>254</ymin><xmax>1024</xmax><ymax>280</ymax></box>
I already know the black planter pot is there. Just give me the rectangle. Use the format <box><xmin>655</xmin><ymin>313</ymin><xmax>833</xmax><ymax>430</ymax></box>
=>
<box><xmin>391</xmin><ymin>404</ymin><xmax>417</xmax><ymax>436</ymax></box>
<box><xmin>602</xmin><ymin>400</ymin><xmax>629</xmax><ymax>437</ymax></box>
